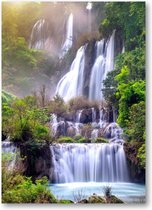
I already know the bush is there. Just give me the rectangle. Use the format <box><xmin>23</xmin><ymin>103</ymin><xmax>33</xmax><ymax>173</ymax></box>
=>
<box><xmin>57</xmin><ymin>136</ymin><xmax>74</xmax><ymax>143</ymax></box>
<box><xmin>2</xmin><ymin>176</ymin><xmax>57</xmax><ymax>203</ymax></box>
<box><xmin>33</xmin><ymin>124</ymin><xmax>50</xmax><ymax>142</ymax></box>
<box><xmin>68</xmin><ymin>96</ymin><xmax>99</xmax><ymax>112</ymax></box>
<box><xmin>126</xmin><ymin>101</ymin><xmax>145</xmax><ymax>142</ymax></box>
<box><xmin>95</xmin><ymin>138</ymin><xmax>109</xmax><ymax>143</ymax></box>
<box><xmin>137</xmin><ymin>143</ymin><xmax>146</xmax><ymax>169</ymax></box>
<box><xmin>48</xmin><ymin>95</ymin><xmax>67</xmax><ymax>117</ymax></box>
<box><xmin>2</xmin><ymin>97</ymin><xmax>50</xmax><ymax>143</ymax></box>
<box><xmin>58</xmin><ymin>200</ymin><xmax>74</xmax><ymax>204</ymax></box>
<box><xmin>103</xmin><ymin>186</ymin><xmax>112</xmax><ymax>198</ymax></box>
<box><xmin>78</xmin><ymin>138</ymin><xmax>91</xmax><ymax>143</ymax></box>
<box><xmin>74</xmin><ymin>134</ymin><xmax>83</xmax><ymax>141</ymax></box>
<box><xmin>81</xmin><ymin>124</ymin><xmax>92</xmax><ymax>138</ymax></box>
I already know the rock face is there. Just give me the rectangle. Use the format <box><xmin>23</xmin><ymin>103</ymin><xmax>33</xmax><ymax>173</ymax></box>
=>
<box><xmin>78</xmin><ymin>194</ymin><xmax>124</xmax><ymax>204</ymax></box>
<box><xmin>83</xmin><ymin>40</ymin><xmax>96</xmax><ymax>97</ymax></box>
<box><xmin>20</xmin><ymin>142</ymin><xmax>51</xmax><ymax>180</ymax></box>
<box><xmin>124</xmin><ymin>142</ymin><xmax>145</xmax><ymax>183</ymax></box>
<box><xmin>106</xmin><ymin>195</ymin><xmax>124</xmax><ymax>204</ymax></box>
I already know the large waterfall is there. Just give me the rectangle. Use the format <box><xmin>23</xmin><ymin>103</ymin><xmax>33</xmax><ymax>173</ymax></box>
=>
<box><xmin>56</xmin><ymin>45</ymin><xmax>86</xmax><ymax>102</ymax></box>
<box><xmin>89</xmin><ymin>30</ymin><xmax>115</xmax><ymax>101</ymax></box>
<box><xmin>60</xmin><ymin>13</ymin><xmax>73</xmax><ymax>58</ymax></box>
<box><xmin>56</xmin><ymin>30</ymin><xmax>115</xmax><ymax>102</ymax></box>
<box><xmin>50</xmin><ymin>143</ymin><xmax>129</xmax><ymax>183</ymax></box>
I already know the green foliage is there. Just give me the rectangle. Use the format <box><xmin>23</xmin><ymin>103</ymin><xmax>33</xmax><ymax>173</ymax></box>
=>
<box><xmin>2</xmin><ymin>151</ymin><xmax>57</xmax><ymax>203</ymax></box>
<box><xmin>99</xmin><ymin>2</ymin><xmax>145</xmax><ymax>50</ymax></box>
<box><xmin>2</xmin><ymin>96</ymin><xmax>50</xmax><ymax>143</ymax></box>
<box><xmin>115</xmin><ymin>47</ymin><xmax>145</xmax><ymax>80</ymax></box>
<box><xmin>126</xmin><ymin>101</ymin><xmax>145</xmax><ymax>141</ymax></box>
<box><xmin>102</xmin><ymin>70</ymin><xmax>118</xmax><ymax>107</ymax></box>
<box><xmin>74</xmin><ymin>134</ymin><xmax>83</xmax><ymax>141</ymax></box>
<box><xmin>49</xmin><ymin>95</ymin><xmax>67</xmax><ymax>117</ymax></box>
<box><xmin>57</xmin><ymin>136</ymin><xmax>74</xmax><ymax>143</ymax></box>
<box><xmin>3</xmin><ymin>36</ymin><xmax>39</xmax><ymax>68</ymax></box>
<box><xmin>115</xmin><ymin>66</ymin><xmax>145</xmax><ymax>127</ymax></box>
<box><xmin>2</xmin><ymin>90</ymin><xmax>16</xmax><ymax>103</ymax></box>
<box><xmin>58</xmin><ymin>199</ymin><xmax>74</xmax><ymax>204</ymax></box>
<box><xmin>2</xmin><ymin>176</ymin><xmax>57</xmax><ymax>203</ymax></box>
<box><xmin>137</xmin><ymin>143</ymin><xmax>146</xmax><ymax>169</ymax></box>
<box><xmin>78</xmin><ymin>137</ymin><xmax>89</xmax><ymax>143</ymax></box>
<box><xmin>95</xmin><ymin>138</ymin><xmax>109</xmax><ymax>143</ymax></box>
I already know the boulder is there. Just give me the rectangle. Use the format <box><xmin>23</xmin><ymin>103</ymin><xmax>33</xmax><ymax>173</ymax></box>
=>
<box><xmin>106</xmin><ymin>195</ymin><xmax>124</xmax><ymax>204</ymax></box>
<box><xmin>78</xmin><ymin>194</ymin><xmax>106</xmax><ymax>203</ymax></box>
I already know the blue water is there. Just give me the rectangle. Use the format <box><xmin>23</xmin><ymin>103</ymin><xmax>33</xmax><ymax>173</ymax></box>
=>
<box><xmin>49</xmin><ymin>182</ymin><xmax>145</xmax><ymax>203</ymax></box>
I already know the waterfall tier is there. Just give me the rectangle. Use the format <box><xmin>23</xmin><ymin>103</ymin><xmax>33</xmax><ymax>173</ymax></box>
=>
<box><xmin>29</xmin><ymin>13</ymin><xmax>73</xmax><ymax>56</ymax></box>
<box><xmin>60</xmin><ymin>13</ymin><xmax>73</xmax><ymax>58</ymax></box>
<box><xmin>50</xmin><ymin>108</ymin><xmax>123</xmax><ymax>144</ymax></box>
<box><xmin>56</xmin><ymin>45</ymin><xmax>86</xmax><ymax>102</ymax></box>
<box><xmin>56</xmin><ymin>31</ymin><xmax>115</xmax><ymax>102</ymax></box>
<box><xmin>50</xmin><ymin>143</ymin><xmax>129</xmax><ymax>183</ymax></box>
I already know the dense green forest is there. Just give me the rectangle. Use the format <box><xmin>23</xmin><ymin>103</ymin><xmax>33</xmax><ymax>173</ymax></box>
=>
<box><xmin>2</xmin><ymin>2</ymin><xmax>145</xmax><ymax>203</ymax></box>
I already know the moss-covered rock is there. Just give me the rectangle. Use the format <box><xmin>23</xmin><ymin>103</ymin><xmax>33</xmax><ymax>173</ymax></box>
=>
<box><xmin>57</xmin><ymin>136</ymin><xmax>74</xmax><ymax>143</ymax></box>
<box><xmin>78</xmin><ymin>194</ymin><xmax>124</xmax><ymax>204</ymax></box>
<box><xmin>78</xmin><ymin>194</ymin><xmax>106</xmax><ymax>203</ymax></box>
<box><xmin>95</xmin><ymin>137</ymin><xmax>109</xmax><ymax>143</ymax></box>
<box><xmin>58</xmin><ymin>199</ymin><xmax>74</xmax><ymax>204</ymax></box>
<box><xmin>106</xmin><ymin>195</ymin><xmax>124</xmax><ymax>203</ymax></box>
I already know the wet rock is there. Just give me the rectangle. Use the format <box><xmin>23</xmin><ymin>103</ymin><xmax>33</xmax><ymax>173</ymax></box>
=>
<box><xmin>67</xmin><ymin>126</ymin><xmax>76</xmax><ymax>137</ymax></box>
<box><xmin>78</xmin><ymin>194</ymin><xmax>106</xmax><ymax>203</ymax></box>
<box><xmin>20</xmin><ymin>143</ymin><xmax>51</xmax><ymax>180</ymax></box>
<box><xmin>106</xmin><ymin>195</ymin><xmax>124</xmax><ymax>203</ymax></box>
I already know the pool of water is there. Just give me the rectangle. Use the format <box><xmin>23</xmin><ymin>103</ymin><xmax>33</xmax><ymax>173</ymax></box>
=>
<box><xmin>49</xmin><ymin>182</ymin><xmax>145</xmax><ymax>203</ymax></box>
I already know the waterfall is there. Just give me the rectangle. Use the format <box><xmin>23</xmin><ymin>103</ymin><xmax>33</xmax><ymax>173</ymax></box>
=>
<box><xmin>89</xmin><ymin>40</ymin><xmax>105</xmax><ymax>100</ymax></box>
<box><xmin>2</xmin><ymin>141</ymin><xmax>18</xmax><ymax>170</ymax></box>
<box><xmin>76</xmin><ymin>110</ymin><xmax>83</xmax><ymax>123</ymax></box>
<box><xmin>50</xmin><ymin>143</ymin><xmax>129</xmax><ymax>183</ymax></box>
<box><xmin>55</xmin><ymin>30</ymin><xmax>115</xmax><ymax>102</ymax></box>
<box><xmin>104</xmin><ymin>30</ymin><xmax>115</xmax><ymax>76</ymax></box>
<box><xmin>89</xmin><ymin>31</ymin><xmax>115</xmax><ymax>101</ymax></box>
<box><xmin>56</xmin><ymin>45</ymin><xmax>85</xmax><ymax>102</ymax></box>
<box><xmin>29</xmin><ymin>19</ymin><xmax>52</xmax><ymax>50</ymax></box>
<box><xmin>50</xmin><ymin>114</ymin><xmax>58</xmax><ymax>137</ymax></box>
<box><xmin>91</xmin><ymin>108</ymin><xmax>96</xmax><ymax>122</ymax></box>
<box><xmin>60</xmin><ymin>13</ymin><xmax>73</xmax><ymax>58</ymax></box>
<box><xmin>91</xmin><ymin>129</ymin><xmax>99</xmax><ymax>140</ymax></box>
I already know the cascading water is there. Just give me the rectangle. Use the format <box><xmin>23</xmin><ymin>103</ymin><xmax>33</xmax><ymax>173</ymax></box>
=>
<box><xmin>50</xmin><ymin>114</ymin><xmax>58</xmax><ymax>137</ymax></box>
<box><xmin>29</xmin><ymin>19</ymin><xmax>52</xmax><ymax>50</ymax></box>
<box><xmin>89</xmin><ymin>40</ymin><xmax>105</xmax><ymax>100</ymax></box>
<box><xmin>56</xmin><ymin>31</ymin><xmax>115</xmax><ymax>102</ymax></box>
<box><xmin>60</xmin><ymin>13</ymin><xmax>73</xmax><ymax>58</ymax></box>
<box><xmin>91</xmin><ymin>108</ymin><xmax>96</xmax><ymax>122</ymax></box>
<box><xmin>56</xmin><ymin>45</ymin><xmax>86</xmax><ymax>102</ymax></box>
<box><xmin>50</xmin><ymin>143</ymin><xmax>129</xmax><ymax>183</ymax></box>
<box><xmin>89</xmin><ymin>30</ymin><xmax>115</xmax><ymax>101</ymax></box>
